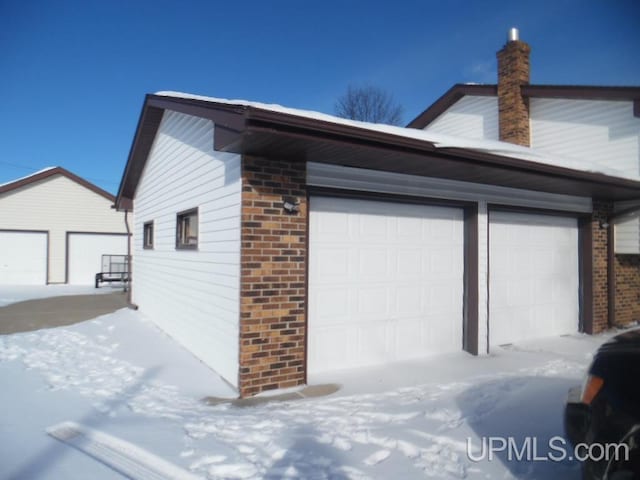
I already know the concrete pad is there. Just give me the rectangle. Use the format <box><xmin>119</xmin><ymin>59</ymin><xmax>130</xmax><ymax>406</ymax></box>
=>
<box><xmin>0</xmin><ymin>293</ymin><xmax>129</xmax><ymax>334</ymax></box>
<box><xmin>202</xmin><ymin>383</ymin><xmax>341</xmax><ymax>407</ymax></box>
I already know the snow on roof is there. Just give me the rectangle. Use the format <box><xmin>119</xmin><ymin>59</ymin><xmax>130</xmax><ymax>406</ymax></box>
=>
<box><xmin>0</xmin><ymin>166</ymin><xmax>58</xmax><ymax>189</ymax></box>
<box><xmin>155</xmin><ymin>91</ymin><xmax>637</xmax><ymax>181</ymax></box>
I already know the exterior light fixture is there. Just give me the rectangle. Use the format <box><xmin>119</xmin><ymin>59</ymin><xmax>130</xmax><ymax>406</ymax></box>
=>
<box><xmin>282</xmin><ymin>196</ymin><xmax>300</xmax><ymax>214</ymax></box>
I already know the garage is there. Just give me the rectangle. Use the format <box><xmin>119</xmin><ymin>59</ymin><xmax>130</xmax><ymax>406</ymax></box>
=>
<box><xmin>67</xmin><ymin>233</ymin><xmax>128</xmax><ymax>285</ymax></box>
<box><xmin>0</xmin><ymin>231</ymin><xmax>48</xmax><ymax>285</ymax></box>
<box><xmin>308</xmin><ymin>196</ymin><xmax>465</xmax><ymax>374</ymax></box>
<box><xmin>489</xmin><ymin>211</ymin><xmax>580</xmax><ymax>347</ymax></box>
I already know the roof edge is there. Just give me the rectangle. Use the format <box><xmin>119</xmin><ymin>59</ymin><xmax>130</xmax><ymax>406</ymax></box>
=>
<box><xmin>116</xmin><ymin>92</ymin><xmax>640</xmax><ymax>210</ymax></box>
<box><xmin>406</xmin><ymin>84</ymin><xmax>497</xmax><ymax>129</ymax></box>
<box><xmin>408</xmin><ymin>84</ymin><xmax>640</xmax><ymax>129</ymax></box>
<box><xmin>0</xmin><ymin>166</ymin><xmax>115</xmax><ymax>202</ymax></box>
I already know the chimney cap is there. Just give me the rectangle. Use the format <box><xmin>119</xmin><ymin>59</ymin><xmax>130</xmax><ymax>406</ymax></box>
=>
<box><xmin>508</xmin><ymin>27</ymin><xmax>520</xmax><ymax>42</ymax></box>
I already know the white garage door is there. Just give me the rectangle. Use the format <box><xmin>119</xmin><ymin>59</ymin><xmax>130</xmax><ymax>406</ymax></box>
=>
<box><xmin>308</xmin><ymin>197</ymin><xmax>464</xmax><ymax>375</ymax></box>
<box><xmin>67</xmin><ymin>233</ymin><xmax>128</xmax><ymax>285</ymax></box>
<box><xmin>0</xmin><ymin>231</ymin><xmax>47</xmax><ymax>285</ymax></box>
<box><xmin>489</xmin><ymin>211</ymin><xmax>579</xmax><ymax>346</ymax></box>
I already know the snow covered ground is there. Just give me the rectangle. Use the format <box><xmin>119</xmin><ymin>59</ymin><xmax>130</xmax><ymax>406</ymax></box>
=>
<box><xmin>0</xmin><ymin>297</ymin><xmax>626</xmax><ymax>479</ymax></box>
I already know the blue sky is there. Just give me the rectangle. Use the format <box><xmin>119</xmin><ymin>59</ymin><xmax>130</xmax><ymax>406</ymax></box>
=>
<box><xmin>1</xmin><ymin>0</ymin><xmax>638</xmax><ymax>194</ymax></box>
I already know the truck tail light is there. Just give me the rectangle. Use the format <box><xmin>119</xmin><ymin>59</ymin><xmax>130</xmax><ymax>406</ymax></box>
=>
<box><xmin>581</xmin><ymin>375</ymin><xmax>604</xmax><ymax>405</ymax></box>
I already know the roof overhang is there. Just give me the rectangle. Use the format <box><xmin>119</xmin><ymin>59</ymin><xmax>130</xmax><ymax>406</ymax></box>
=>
<box><xmin>116</xmin><ymin>94</ymin><xmax>640</xmax><ymax>209</ymax></box>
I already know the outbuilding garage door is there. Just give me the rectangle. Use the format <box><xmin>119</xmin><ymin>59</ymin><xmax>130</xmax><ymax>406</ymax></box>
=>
<box><xmin>308</xmin><ymin>197</ymin><xmax>464</xmax><ymax>374</ymax></box>
<box><xmin>67</xmin><ymin>233</ymin><xmax>128</xmax><ymax>285</ymax></box>
<box><xmin>489</xmin><ymin>211</ymin><xmax>579</xmax><ymax>346</ymax></box>
<box><xmin>0</xmin><ymin>231</ymin><xmax>48</xmax><ymax>285</ymax></box>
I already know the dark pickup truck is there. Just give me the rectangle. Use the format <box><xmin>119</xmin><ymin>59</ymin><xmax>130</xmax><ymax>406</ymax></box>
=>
<box><xmin>565</xmin><ymin>329</ymin><xmax>640</xmax><ymax>479</ymax></box>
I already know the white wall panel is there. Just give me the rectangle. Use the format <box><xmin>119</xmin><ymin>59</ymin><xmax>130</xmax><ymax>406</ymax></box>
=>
<box><xmin>426</xmin><ymin>96</ymin><xmax>499</xmax><ymax>140</ymax></box>
<box><xmin>132</xmin><ymin>110</ymin><xmax>242</xmax><ymax>388</ymax></box>
<box><xmin>531</xmin><ymin>98</ymin><xmax>640</xmax><ymax>180</ymax></box>
<box><xmin>615</xmin><ymin>216</ymin><xmax>640</xmax><ymax>254</ymax></box>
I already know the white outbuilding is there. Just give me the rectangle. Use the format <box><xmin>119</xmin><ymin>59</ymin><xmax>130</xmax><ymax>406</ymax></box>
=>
<box><xmin>0</xmin><ymin>167</ymin><xmax>128</xmax><ymax>285</ymax></box>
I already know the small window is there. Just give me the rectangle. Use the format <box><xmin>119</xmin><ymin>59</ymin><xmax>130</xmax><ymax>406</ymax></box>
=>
<box><xmin>143</xmin><ymin>221</ymin><xmax>154</xmax><ymax>249</ymax></box>
<box><xmin>176</xmin><ymin>208</ymin><xmax>198</xmax><ymax>249</ymax></box>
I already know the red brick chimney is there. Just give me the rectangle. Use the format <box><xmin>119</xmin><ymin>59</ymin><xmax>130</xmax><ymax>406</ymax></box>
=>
<box><xmin>497</xmin><ymin>28</ymin><xmax>531</xmax><ymax>146</ymax></box>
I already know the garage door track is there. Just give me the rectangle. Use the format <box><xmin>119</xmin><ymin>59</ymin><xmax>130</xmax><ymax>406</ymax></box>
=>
<box><xmin>0</xmin><ymin>293</ymin><xmax>128</xmax><ymax>334</ymax></box>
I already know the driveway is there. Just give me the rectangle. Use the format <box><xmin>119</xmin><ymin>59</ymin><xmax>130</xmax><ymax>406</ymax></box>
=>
<box><xmin>0</xmin><ymin>293</ymin><xmax>128</xmax><ymax>334</ymax></box>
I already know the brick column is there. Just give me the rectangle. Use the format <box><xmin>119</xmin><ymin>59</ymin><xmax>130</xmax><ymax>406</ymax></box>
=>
<box><xmin>615</xmin><ymin>255</ymin><xmax>640</xmax><ymax>326</ymax></box>
<box><xmin>497</xmin><ymin>38</ymin><xmax>531</xmax><ymax>146</ymax></box>
<box><xmin>591</xmin><ymin>201</ymin><xmax>613</xmax><ymax>333</ymax></box>
<box><xmin>238</xmin><ymin>156</ymin><xmax>307</xmax><ymax>397</ymax></box>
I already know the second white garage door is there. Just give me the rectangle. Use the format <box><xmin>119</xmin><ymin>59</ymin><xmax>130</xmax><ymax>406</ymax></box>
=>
<box><xmin>67</xmin><ymin>233</ymin><xmax>128</xmax><ymax>285</ymax></box>
<box><xmin>489</xmin><ymin>211</ymin><xmax>579</xmax><ymax>347</ymax></box>
<box><xmin>308</xmin><ymin>197</ymin><xmax>464</xmax><ymax>375</ymax></box>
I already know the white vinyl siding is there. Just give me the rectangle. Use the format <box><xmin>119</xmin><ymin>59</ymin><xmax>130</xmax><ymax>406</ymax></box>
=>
<box><xmin>615</xmin><ymin>216</ymin><xmax>640</xmax><ymax>254</ymax></box>
<box><xmin>489</xmin><ymin>212</ymin><xmax>580</xmax><ymax>346</ymax></box>
<box><xmin>308</xmin><ymin>197</ymin><xmax>464</xmax><ymax>374</ymax></box>
<box><xmin>530</xmin><ymin>98</ymin><xmax>640</xmax><ymax>180</ymax></box>
<box><xmin>425</xmin><ymin>96</ymin><xmax>499</xmax><ymax>140</ymax></box>
<box><xmin>132</xmin><ymin>110</ymin><xmax>242</xmax><ymax>388</ymax></box>
<box><xmin>0</xmin><ymin>231</ymin><xmax>48</xmax><ymax>285</ymax></box>
<box><xmin>530</xmin><ymin>98</ymin><xmax>640</xmax><ymax>253</ymax></box>
<box><xmin>0</xmin><ymin>175</ymin><xmax>126</xmax><ymax>283</ymax></box>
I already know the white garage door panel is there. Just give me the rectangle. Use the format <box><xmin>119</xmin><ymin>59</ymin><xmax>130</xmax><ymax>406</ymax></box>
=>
<box><xmin>309</xmin><ymin>197</ymin><xmax>464</xmax><ymax>374</ymax></box>
<box><xmin>0</xmin><ymin>231</ymin><xmax>47</xmax><ymax>285</ymax></box>
<box><xmin>489</xmin><ymin>211</ymin><xmax>579</xmax><ymax>346</ymax></box>
<box><xmin>68</xmin><ymin>234</ymin><xmax>128</xmax><ymax>285</ymax></box>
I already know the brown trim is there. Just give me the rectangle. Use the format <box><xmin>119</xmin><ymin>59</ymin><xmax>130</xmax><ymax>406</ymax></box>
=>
<box><xmin>116</xmin><ymin>102</ymin><xmax>165</xmax><ymax>210</ymax></box>
<box><xmin>611</xmin><ymin>203</ymin><xmax>640</xmax><ymax>221</ymax></box>
<box><xmin>64</xmin><ymin>231</ymin><xmax>130</xmax><ymax>284</ymax></box>
<box><xmin>0</xmin><ymin>229</ymin><xmax>49</xmax><ymax>285</ymax></box>
<box><xmin>175</xmin><ymin>207</ymin><xmax>199</xmax><ymax>250</ymax></box>
<box><xmin>521</xmin><ymin>85</ymin><xmax>640</xmax><ymax>102</ymax></box>
<box><xmin>124</xmin><ymin>210</ymin><xmax>133</xmax><ymax>305</ymax></box>
<box><xmin>579</xmin><ymin>216</ymin><xmax>594</xmax><ymax>334</ymax></box>
<box><xmin>463</xmin><ymin>205</ymin><xmax>479</xmax><ymax>355</ymax></box>
<box><xmin>406</xmin><ymin>84</ymin><xmax>497</xmax><ymax>129</ymax></box>
<box><xmin>607</xmin><ymin>225</ymin><xmax>615</xmax><ymax>328</ymax></box>
<box><xmin>0</xmin><ymin>166</ymin><xmax>115</xmax><ymax>201</ymax></box>
<box><xmin>147</xmin><ymin>96</ymin><xmax>248</xmax><ymax>128</ymax></box>
<box><xmin>143</xmin><ymin>220</ymin><xmax>154</xmax><ymax>250</ymax></box>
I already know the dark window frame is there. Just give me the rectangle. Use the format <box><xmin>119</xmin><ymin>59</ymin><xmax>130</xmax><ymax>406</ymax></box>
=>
<box><xmin>143</xmin><ymin>221</ymin><xmax>154</xmax><ymax>250</ymax></box>
<box><xmin>176</xmin><ymin>208</ymin><xmax>199</xmax><ymax>250</ymax></box>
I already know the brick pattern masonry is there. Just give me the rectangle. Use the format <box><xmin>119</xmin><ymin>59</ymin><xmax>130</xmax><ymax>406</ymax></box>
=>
<box><xmin>615</xmin><ymin>255</ymin><xmax>640</xmax><ymax>326</ymax></box>
<box><xmin>591</xmin><ymin>201</ymin><xmax>613</xmax><ymax>333</ymax></box>
<box><xmin>238</xmin><ymin>157</ymin><xmax>307</xmax><ymax>397</ymax></box>
<box><xmin>497</xmin><ymin>39</ymin><xmax>531</xmax><ymax>147</ymax></box>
